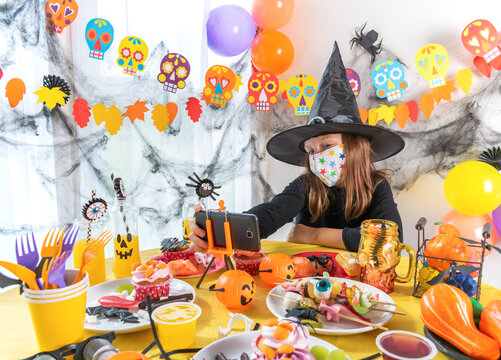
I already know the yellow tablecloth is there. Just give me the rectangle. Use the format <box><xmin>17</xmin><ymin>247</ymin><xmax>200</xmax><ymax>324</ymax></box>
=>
<box><xmin>1</xmin><ymin>241</ymin><xmax>501</xmax><ymax>360</ymax></box>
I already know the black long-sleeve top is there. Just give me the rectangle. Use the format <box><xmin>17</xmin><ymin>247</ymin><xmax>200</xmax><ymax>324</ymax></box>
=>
<box><xmin>246</xmin><ymin>176</ymin><xmax>403</xmax><ymax>252</ymax></box>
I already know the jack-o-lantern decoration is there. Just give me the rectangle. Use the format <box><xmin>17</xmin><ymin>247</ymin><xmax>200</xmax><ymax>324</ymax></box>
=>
<box><xmin>113</xmin><ymin>233</ymin><xmax>142</xmax><ymax>278</ymax></box>
<box><xmin>45</xmin><ymin>0</ymin><xmax>79</xmax><ymax>34</ymax></box>
<box><xmin>202</xmin><ymin>65</ymin><xmax>241</xmax><ymax>108</ymax></box>
<box><xmin>210</xmin><ymin>270</ymin><xmax>255</xmax><ymax>309</ymax></box>
<box><xmin>247</xmin><ymin>71</ymin><xmax>280</xmax><ymax>111</ymax></box>
<box><xmin>258</xmin><ymin>253</ymin><xmax>295</xmax><ymax>286</ymax></box>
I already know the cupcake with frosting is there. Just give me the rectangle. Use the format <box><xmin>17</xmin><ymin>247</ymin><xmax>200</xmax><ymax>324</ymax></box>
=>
<box><xmin>131</xmin><ymin>259</ymin><xmax>172</xmax><ymax>301</ymax></box>
<box><xmin>233</xmin><ymin>250</ymin><xmax>265</xmax><ymax>275</ymax></box>
<box><xmin>160</xmin><ymin>237</ymin><xmax>194</xmax><ymax>262</ymax></box>
<box><xmin>252</xmin><ymin>318</ymin><xmax>315</xmax><ymax>360</ymax></box>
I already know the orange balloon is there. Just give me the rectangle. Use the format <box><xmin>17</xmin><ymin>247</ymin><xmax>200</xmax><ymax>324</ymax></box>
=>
<box><xmin>440</xmin><ymin>209</ymin><xmax>498</xmax><ymax>262</ymax></box>
<box><xmin>251</xmin><ymin>30</ymin><xmax>294</xmax><ymax>75</ymax></box>
<box><xmin>251</xmin><ymin>0</ymin><xmax>295</xmax><ymax>30</ymax></box>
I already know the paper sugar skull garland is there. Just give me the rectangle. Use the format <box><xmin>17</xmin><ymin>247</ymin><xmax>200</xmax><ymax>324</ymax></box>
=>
<box><xmin>202</xmin><ymin>65</ymin><xmax>242</xmax><ymax>108</ymax></box>
<box><xmin>82</xmin><ymin>190</ymin><xmax>107</xmax><ymax>243</ymax></box>
<box><xmin>372</xmin><ymin>60</ymin><xmax>408</xmax><ymax>102</ymax></box>
<box><xmin>45</xmin><ymin>0</ymin><xmax>79</xmax><ymax>34</ymax></box>
<box><xmin>85</xmin><ymin>18</ymin><xmax>114</xmax><ymax>60</ymax></box>
<box><xmin>117</xmin><ymin>36</ymin><xmax>149</xmax><ymax>76</ymax></box>
<box><xmin>462</xmin><ymin>19</ymin><xmax>501</xmax><ymax>78</ymax></box>
<box><xmin>415</xmin><ymin>44</ymin><xmax>450</xmax><ymax>89</ymax></box>
<box><xmin>346</xmin><ymin>69</ymin><xmax>361</xmax><ymax>98</ymax></box>
<box><xmin>34</xmin><ymin>75</ymin><xmax>71</xmax><ymax>110</ymax></box>
<box><xmin>158</xmin><ymin>53</ymin><xmax>191</xmax><ymax>93</ymax></box>
<box><xmin>247</xmin><ymin>71</ymin><xmax>280</xmax><ymax>111</ymax></box>
<box><xmin>286</xmin><ymin>73</ymin><xmax>318</xmax><ymax>115</ymax></box>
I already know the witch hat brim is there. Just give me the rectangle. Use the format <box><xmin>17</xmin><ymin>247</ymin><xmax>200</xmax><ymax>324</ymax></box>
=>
<box><xmin>266</xmin><ymin>42</ymin><xmax>405</xmax><ymax>166</ymax></box>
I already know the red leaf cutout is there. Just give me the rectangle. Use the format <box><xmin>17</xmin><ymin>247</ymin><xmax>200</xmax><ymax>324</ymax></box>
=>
<box><xmin>406</xmin><ymin>101</ymin><xmax>419</xmax><ymax>122</ymax></box>
<box><xmin>186</xmin><ymin>97</ymin><xmax>202</xmax><ymax>123</ymax></box>
<box><xmin>124</xmin><ymin>100</ymin><xmax>149</xmax><ymax>123</ymax></box>
<box><xmin>72</xmin><ymin>98</ymin><xmax>91</xmax><ymax>128</ymax></box>
<box><xmin>474</xmin><ymin>56</ymin><xmax>491</xmax><ymax>77</ymax></box>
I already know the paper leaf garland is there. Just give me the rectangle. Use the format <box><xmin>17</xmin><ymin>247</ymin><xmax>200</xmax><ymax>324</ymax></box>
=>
<box><xmin>376</xmin><ymin>105</ymin><xmax>395</xmax><ymax>125</ymax></box>
<box><xmin>456</xmin><ymin>69</ymin><xmax>473</xmax><ymax>94</ymax></box>
<box><xmin>34</xmin><ymin>87</ymin><xmax>67</xmax><ymax>110</ymax></box>
<box><xmin>124</xmin><ymin>100</ymin><xmax>149</xmax><ymax>123</ymax></box>
<box><xmin>92</xmin><ymin>103</ymin><xmax>106</xmax><ymax>125</ymax></box>
<box><xmin>165</xmin><ymin>102</ymin><xmax>178</xmax><ymax>124</ymax></box>
<box><xmin>73</xmin><ymin>98</ymin><xmax>91</xmax><ymax>128</ymax></box>
<box><xmin>151</xmin><ymin>104</ymin><xmax>170</xmax><ymax>132</ymax></box>
<box><xmin>395</xmin><ymin>103</ymin><xmax>410</xmax><ymax>128</ymax></box>
<box><xmin>286</xmin><ymin>73</ymin><xmax>318</xmax><ymax>115</ymax></box>
<box><xmin>5</xmin><ymin>78</ymin><xmax>26</xmax><ymax>107</ymax></box>
<box><xmin>104</xmin><ymin>103</ymin><xmax>123</xmax><ymax>135</ymax></box>
<box><xmin>186</xmin><ymin>97</ymin><xmax>202</xmax><ymax>123</ymax></box>
<box><xmin>368</xmin><ymin>108</ymin><xmax>378</xmax><ymax>126</ymax></box>
<box><xmin>407</xmin><ymin>101</ymin><xmax>419</xmax><ymax>122</ymax></box>
<box><xmin>0</xmin><ymin>68</ymin><xmax>2</xmax><ymax>80</ymax></box>
<box><xmin>45</xmin><ymin>0</ymin><xmax>79</xmax><ymax>34</ymax></box>
<box><xmin>359</xmin><ymin>108</ymin><xmax>368</xmax><ymax>124</ymax></box>
<box><xmin>462</xmin><ymin>20</ymin><xmax>501</xmax><ymax>78</ymax></box>
<box><xmin>419</xmin><ymin>93</ymin><xmax>435</xmax><ymax>119</ymax></box>
<box><xmin>202</xmin><ymin>65</ymin><xmax>239</xmax><ymax>107</ymax></box>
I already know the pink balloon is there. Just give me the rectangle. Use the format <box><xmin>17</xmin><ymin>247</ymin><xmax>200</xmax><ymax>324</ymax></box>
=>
<box><xmin>440</xmin><ymin>209</ymin><xmax>498</xmax><ymax>263</ymax></box>
<box><xmin>493</xmin><ymin>204</ymin><xmax>501</xmax><ymax>235</ymax></box>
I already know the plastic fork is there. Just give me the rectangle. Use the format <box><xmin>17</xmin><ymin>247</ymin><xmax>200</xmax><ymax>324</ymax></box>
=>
<box><xmin>15</xmin><ymin>232</ymin><xmax>39</xmax><ymax>271</ymax></box>
<box><xmin>73</xmin><ymin>231</ymin><xmax>113</xmax><ymax>284</ymax></box>
<box><xmin>0</xmin><ymin>261</ymin><xmax>39</xmax><ymax>290</ymax></box>
<box><xmin>35</xmin><ymin>227</ymin><xmax>65</xmax><ymax>277</ymax></box>
<box><xmin>61</xmin><ymin>225</ymin><xmax>79</xmax><ymax>258</ymax></box>
<box><xmin>47</xmin><ymin>252</ymin><xmax>69</xmax><ymax>289</ymax></box>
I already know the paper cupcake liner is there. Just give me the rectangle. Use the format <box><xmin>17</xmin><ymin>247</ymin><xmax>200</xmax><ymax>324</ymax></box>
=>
<box><xmin>132</xmin><ymin>279</ymin><xmax>171</xmax><ymax>302</ymax></box>
<box><xmin>234</xmin><ymin>254</ymin><xmax>264</xmax><ymax>276</ymax></box>
<box><xmin>161</xmin><ymin>248</ymin><xmax>195</xmax><ymax>262</ymax></box>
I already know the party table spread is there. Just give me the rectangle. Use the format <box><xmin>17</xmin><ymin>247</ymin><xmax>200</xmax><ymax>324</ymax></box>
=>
<box><xmin>1</xmin><ymin>240</ymin><xmax>501</xmax><ymax>359</ymax></box>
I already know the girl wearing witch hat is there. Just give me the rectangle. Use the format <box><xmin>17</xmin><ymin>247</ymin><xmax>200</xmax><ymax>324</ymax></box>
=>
<box><xmin>190</xmin><ymin>42</ymin><xmax>404</xmax><ymax>252</ymax></box>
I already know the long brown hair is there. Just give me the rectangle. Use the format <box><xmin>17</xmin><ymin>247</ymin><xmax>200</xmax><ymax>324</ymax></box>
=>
<box><xmin>304</xmin><ymin>133</ymin><xmax>388</xmax><ymax>222</ymax></box>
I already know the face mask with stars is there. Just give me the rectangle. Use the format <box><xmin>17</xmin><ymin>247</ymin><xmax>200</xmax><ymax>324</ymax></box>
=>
<box><xmin>309</xmin><ymin>144</ymin><xmax>345</xmax><ymax>187</ymax></box>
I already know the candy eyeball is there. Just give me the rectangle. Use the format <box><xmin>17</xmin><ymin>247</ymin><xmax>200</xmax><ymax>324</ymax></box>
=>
<box><xmin>313</xmin><ymin>279</ymin><xmax>332</xmax><ymax>299</ymax></box>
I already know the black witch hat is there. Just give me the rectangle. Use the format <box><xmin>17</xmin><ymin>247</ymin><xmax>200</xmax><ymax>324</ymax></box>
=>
<box><xmin>266</xmin><ymin>42</ymin><xmax>404</xmax><ymax>166</ymax></box>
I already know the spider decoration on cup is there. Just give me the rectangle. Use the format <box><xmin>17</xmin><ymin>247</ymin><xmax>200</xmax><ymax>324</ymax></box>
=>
<box><xmin>306</xmin><ymin>254</ymin><xmax>335</xmax><ymax>275</ymax></box>
<box><xmin>350</xmin><ymin>23</ymin><xmax>383</xmax><ymax>65</ymax></box>
<box><xmin>186</xmin><ymin>172</ymin><xmax>221</xmax><ymax>201</ymax></box>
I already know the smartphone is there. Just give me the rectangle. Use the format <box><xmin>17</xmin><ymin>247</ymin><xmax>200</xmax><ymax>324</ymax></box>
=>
<box><xmin>194</xmin><ymin>211</ymin><xmax>261</xmax><ymax>252</ymax></box>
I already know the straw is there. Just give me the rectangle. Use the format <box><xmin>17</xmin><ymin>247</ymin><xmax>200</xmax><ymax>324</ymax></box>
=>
<box><xmin>110</xmin><ymin>173</ymin><xmax>130</xmax><ymax>234</ymax></box>
<box><xmin>86</xmin><ymin>190</ymin><xmax>96</xmax><ymax>243</ymax></box>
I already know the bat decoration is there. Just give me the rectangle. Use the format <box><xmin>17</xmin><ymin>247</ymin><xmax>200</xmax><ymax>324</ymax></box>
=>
<box><xmin>428</xmin><ymin>264</ymin><xmax>480</xmax><ymax>286</ymax></box>
<box><xmin>82</xmin><ymin>197</ymin><xmax>108</xmax><ymax>221</ymax></box>
<box><xmin>186</xmin><ymin>172</ymin><xmax>221</xmax><ymax>201</ymax></box>
<box><xmin>459</xmin><ymin>236</ymin><xmax>501</xmax><ymax>255</ymax></box>
<box><xmin>478</xmin><ymin>146</ymin><xmax>501</xmax><ymax>171</ymax></box>
<box><xmin>350</xmin><ymin>23</ymin><xmax>382</xmax><ymax>64</ymax></box>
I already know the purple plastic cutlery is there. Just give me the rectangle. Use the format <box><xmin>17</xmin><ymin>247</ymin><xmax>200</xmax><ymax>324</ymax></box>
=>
<box><xmin>47</xmin><ymin>252</ymin><xmax>69</xmax><ymax>289</ymax></box>
<box><xmin>61</xmin><ymin>225</ymin><xmax>79</xmax><ymax>258</ymax></box>
<box><xmin>15</xmin><ymin>232</ymin><xmax>39</xmax><ymax>271</ymax></box>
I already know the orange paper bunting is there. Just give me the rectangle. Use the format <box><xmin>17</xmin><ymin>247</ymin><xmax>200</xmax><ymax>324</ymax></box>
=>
<box><xmin>376</xmin><ymin>105</ymin><xmax>395</xmax><ymax>125</ymax></box>
<box><xmin>125</xmin><ymin>100</ymin><xmax>149</xmax><ymax>123</ymax></box>
<box><xmin>151</xmin><ymin>104</ymin><xmax>170</xmax><ymax>132</ymax></box>
<box><xmin>407</xmin><ymin>101</ymin><xmax>419</xmax><ymax>122</ymax></box>
<box><xmin>92</xmin><ymin>103</ymin><xmax>106</xmax><ymax>125</ymax></box>
<box><xmin>359</xmin><ymin>108</ymin><xmax>368</xmax><ymax>124</ymax></box>
<box><xmin>104</xmin><ymin>103</ymin><xmax>123</xmax><ymax>135</ymax></box>
<box><xmin>5</xmin><ymin>78</ymin><xmax>26</xmax><ymax>108</ymax></box>
<box><xmin>431</xmin><ymin>80</ymin><xmax>456</xmax><ymax>104</ymax></box>
<box><xmin>395</xmin><ymin>103</ymin><xmax>410</xmax><ymax>128</ymax></box>
<box><xmin>165</xmin><ymin>102</ymin><xmax>178</xmax><ymax>125</ymax></box>
<box><xmin>73</xmin><ymin>98</ymin><xmax>91</xmax><ymax>128</ymax></box>
<box><xmin>420</xmin><ymin>93</ymin><xmax>435</xmax><ymax>119</ymax></box>
<box><xmin>186</xmin><ymin>97</ymin><xmax>202</xmax><ymax>123</ymax></box>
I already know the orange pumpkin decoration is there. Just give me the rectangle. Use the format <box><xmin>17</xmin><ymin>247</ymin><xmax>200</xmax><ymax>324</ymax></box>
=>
<box><xmin>210</xmin><ymin>270</ymin><xmax>255</xmax><ymax>309</ymax></box>
<box><xmin>424</xmin><ymin>232</ymin><xmax>469</xmax><ymax>272</ymax></box>
<box><xmin>420</xmin><ymin>283</ymin><xmax>500</xmax><ymax>360</ymax></box>
<box><xmin>479</xmin><ymin>300</ymin><xmax>501</xmax><ymax>348</ymax></box>
<box><xmin>258</xmin><ymin>253</ymin><xmax>295</xmax><ymax>286</ymax></box>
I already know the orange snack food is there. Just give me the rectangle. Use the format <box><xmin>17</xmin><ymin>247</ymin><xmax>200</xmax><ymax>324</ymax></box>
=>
<box><xmin>167</xmin><ymin>259</ymin><xmax>199</xmax><ymax>277</ymax></box>
<box><xmin>480</xmin><ymin>300</ymin><xmax>501</xmax><ymax>348</ymax></box>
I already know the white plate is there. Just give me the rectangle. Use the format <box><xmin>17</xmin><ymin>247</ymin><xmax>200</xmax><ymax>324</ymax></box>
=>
<box><xmin>267</xmin><ymin>277</ymin><xmax>395</xmax><ymax>335</ymax></box>
<box><xmin>192</xmin><ymin>331</ymin><xmax>351</xmax><ymax>359</ymax></box>
<box><xmin>85</xmin><ymin>277</ymin><xmax>196</xmax><ymax>333</ymax></box>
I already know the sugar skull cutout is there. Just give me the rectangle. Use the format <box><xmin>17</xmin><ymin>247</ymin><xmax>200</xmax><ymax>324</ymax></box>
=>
<box><xmin>346</xmin><ymin>68</ymin><xmax>361</xmax><ymax>98</ymax></box>
<box><xmin>157</xmin><ymin>53</ymin><xmax>191</xmax><ymax>93</ymax></box>
<box><xmin>85</xmin><ymin>18</ymin><xmax>114</xmax><ymax>60</ymax></box>
<box><xmin>286</xmin><ymin>73</ymin><xmax>317</xmax><ymax>115</ymax></box>
<box><xmin>247</xmin><ymin>71</ymin><xmax>279</xmax><ymax>111</ymax></box>
<box><xmin>462</xmin><ymin>20</ymin><xmax>501</xmax><ymax>77</ymax></box>
<box><xmin>415</xmin><ymin>44</ymin><xmax>450</xmax><ymax>88</ymax></box>
<box><xmin>203</xmin><ymin>65</ymin><xmax>238</xmax><ymax>108</ymax></box>
<box><xmin>45</xmin><ymin>0</ymin><xmax>78</xmax><ymax>34</ymax></box>
<box><xmin>372</xmin><ymin>60</ymin><xmax>408</xmax><ymax>101</ymax></box>
<box><xmin>117</xmin><ymin>36</ymin><xmax>149</xmax><ymax>76</ymax></box>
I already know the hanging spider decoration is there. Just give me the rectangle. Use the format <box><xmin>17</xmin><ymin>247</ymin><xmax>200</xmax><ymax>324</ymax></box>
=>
<box><xmin>82</xmin><ymin>197</ymin><xmax>108</xmax><ymax>221</ymax></box>
<box><xmin>43</xmin><ymin>74</ymin><xmax>71</xmax><ymax>104</ymax></box>
<box><xmin>306</xmin><ymin>254</ymin><xmax>335</xmax><ymax>275</ymax></box>
<box><xmin>350</xmin><ymin>23</ymin><xmax>382</xmax><ymax>64</ymax></box>
<box><xmin>478</xmin><ymin>146</ymin><xmax>501</xmax><ymax>171</ymax></box>
<box><xmin>186</xmin><ymin>172</ymin><xmax>221</xmax><ymax>200</ymax></box>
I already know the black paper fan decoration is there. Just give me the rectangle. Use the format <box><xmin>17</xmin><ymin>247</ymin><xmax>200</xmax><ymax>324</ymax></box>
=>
<box><xmin>43</xmin><ymin>75</ymin><xmax>71</xmax><ymax>104</ymax></box>
<box><xmin>186</xmin><ymin>172</ymin><xmax>221</xmax><ymax>200</ymax></box>
<box><xmin>113</xmin><ymin>177</ymin><xmax>127</xmax><ymax>200</ymax></box>
<box><xmin>82</xmin><ymin>198</ymin><xmax>108</xmax><ymax>221</ymax></box>
<box><xmin>478</xmin><ymin>146</ymin><xmax>501</xmax><ymax>171</ymax></box>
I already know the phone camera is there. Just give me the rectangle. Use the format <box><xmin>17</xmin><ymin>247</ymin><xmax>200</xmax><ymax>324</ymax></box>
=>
<box><xmin>246</xmin><ymin>230</ymin><xmax>253</xmax><ymax>238</ymax></box>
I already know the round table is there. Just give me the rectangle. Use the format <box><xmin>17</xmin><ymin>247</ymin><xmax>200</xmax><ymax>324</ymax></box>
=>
<box><xmin>2</xmin><ymin>240</ymin><xmax>500</xmax><ymax>359</ymax></box>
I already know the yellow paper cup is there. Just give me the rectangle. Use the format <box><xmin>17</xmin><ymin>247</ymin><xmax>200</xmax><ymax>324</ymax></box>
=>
<box><xmin>152</xmin><ymin>302</ymin><xmax>202</xmax><ymax>350</ymax></box>
<box><xmin>23</xmin><ymin>270</ymin><xmax>89</xmax><ymax>351</ymax></box>
<box><xmin>23</xmin><ymin>270</ymin><xmax>88</xmax><ymax>299</ymax></box>
<box><xmin>74</xmin><ymin>238</ymin><xmax>107</xmax><ymax>286</ymax></box>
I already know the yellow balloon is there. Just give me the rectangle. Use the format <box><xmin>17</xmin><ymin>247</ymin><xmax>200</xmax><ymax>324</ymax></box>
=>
<box><xmin>444</xmin><ymin>161</ymin><xmax>501</xmax><ymax>215</ymax></box>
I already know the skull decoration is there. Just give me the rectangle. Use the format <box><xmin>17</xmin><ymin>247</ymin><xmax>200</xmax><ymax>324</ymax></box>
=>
<box><xmin>346</xmin><ymin>68</ymin><xmax>361</xmax><ymax>98</ymax></box>
<box><xmin>371</xmin><ymin>60</ymin><xmax>408</xmax><ymax>101</ymax></box>
<box><xmin>462</xmin><ymin>19</ymin><xmax>501</xmax><ymax>77</ymax></box>
<box><xmin>286</xmin><ymin>73</ymin><xmax>318</xmax><ymax>115</ymax></box>
<box><xmin>85</xmin><ymin>18</ymin><xmax>114</xmax><ymax>60</ymax></box>
<box><xmin>117</xmin><ymin>36</ymin><xmax>149</xmax><ymax>76</ymax></box>
<box><xmin>247</xmin><ymin>71</ymin><xmax>280</xmax><ymax>111</ymax></box>
<box><xmin>202</xmin><ymin>65</ymin><xmax>238</xmax><ymax>108</ymax></box>
<box><xmin>45</xmin><ymin>0</ymin><xmax>79</xmax><ymax>34</ymax></box>
<box><xmin>415</xmin><ymin>44</ymin><xmax>450</xmax><ymax>88</ymax></box>
<box><xmin>157</xmin><ymin>53</ymin><xmax>191</xmax><ymax>93</ymax></box>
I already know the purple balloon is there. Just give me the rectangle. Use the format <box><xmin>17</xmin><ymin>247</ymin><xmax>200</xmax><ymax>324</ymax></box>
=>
<box><xmin>493</xmin><ymin>204</ymin><xmax>501</xmax><ymax>234</ymax></box>
<box><xmin>206</xmin><ymin>5</ymin><xmax>256</xmax><ymax>57</ymax></box>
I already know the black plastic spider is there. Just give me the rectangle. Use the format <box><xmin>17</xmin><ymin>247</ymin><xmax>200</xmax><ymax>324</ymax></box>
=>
<box><xmin>285</xmin><ymin>306</ymin><xmax>320</xmax><ymax>321</ymax></box>
<box><xmin>186</xmin><ymin>172</ymin><xmax>221</xmax><ymax>200</ymax></box>
<box><xmin>350</xmin><ymin>23</ymin><xmax>382</xmax><ymax>64</ymax></box>
<box><xmin>306</xmin><ymin>254</ymin><xmax>334</xmax><ymax>275</ymax></box>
